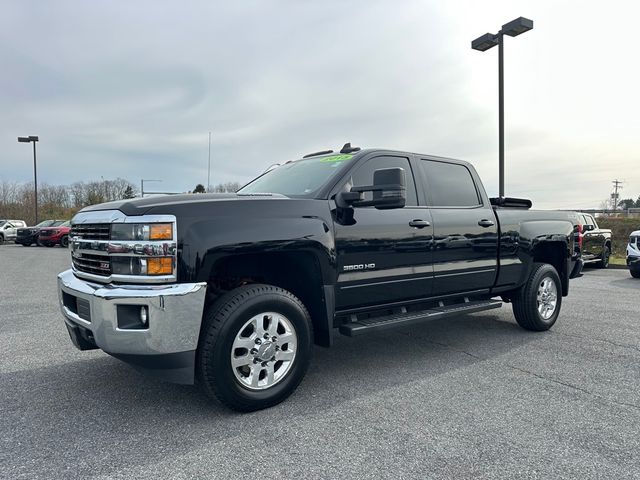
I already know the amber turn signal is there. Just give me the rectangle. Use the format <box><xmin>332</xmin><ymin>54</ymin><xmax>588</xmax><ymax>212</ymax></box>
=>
<box><xmin>147</xmin><ymin>257</ymin><xmax>173</xmax><ymax>275</ymax></box>
<box><xmin>149</xmin><ymin>223</ymin><xmax>173</xmax><ymax>240</ymax></box>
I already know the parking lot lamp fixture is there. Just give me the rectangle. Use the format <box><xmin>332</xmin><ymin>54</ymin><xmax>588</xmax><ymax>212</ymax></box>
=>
<box><xmin>471</xmin><ymin>17</ymin><xmax>533</xmax><ymax>198</ymax></box>
<box><xmin>17</xmin><ymin>135</ymin><xmax>40</xmax><ymax>224</ymax></box>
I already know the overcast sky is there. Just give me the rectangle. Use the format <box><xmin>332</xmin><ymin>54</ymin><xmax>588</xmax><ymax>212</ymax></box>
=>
<box><xmin>2</xmin><ymin>1</ymin><xmax>639</xmax><ymax>209</ymax></box>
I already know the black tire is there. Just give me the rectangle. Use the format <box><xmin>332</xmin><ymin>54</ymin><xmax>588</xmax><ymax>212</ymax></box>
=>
<box><xmin>21</xmin><ymin>242</ymin><xmax>31</xmax><ymax>247</ymax></box>
<box><xmin>630</xmin><ymin>268</ymin><xmax>640</xmax><ymax>279</ymax></box>
<box><xmin>197</xmin><ymin>283</ymin><xmax>313</xmax><ymax>412</ymax></box>
<box><xmin>0</xmin><ymin>235</ymin><xmax>4</xmax><ymax>245</ymax></box>
<box><xmin>512</xmin><ymin>263</ymin><xmax>562</xmax><ymax>331</ymax></box>
<box><xmin>596</xmin><ymin>245</ymin><xmax>610</xmax><ymax>268</ymax></box>
<box><xmin>44</xmin><ymin>242</ymin><xmax>54</xmax><ymax>248</ymax></box>
<box><xmin>60</xmin><ymin>236</ymin><xmax>69</xmax><ymax>248</ymax></box>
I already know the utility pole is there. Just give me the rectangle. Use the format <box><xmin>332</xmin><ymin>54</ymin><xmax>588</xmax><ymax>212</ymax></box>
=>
<box><xmin>207</xmin><ymin>131</ymin><xmax>211</xmax><ymax>192</ymax></box>
<box><xmin>611</xmin><ymin>179</ymin><xmax>623</xmax><ymax>210</ymax></box>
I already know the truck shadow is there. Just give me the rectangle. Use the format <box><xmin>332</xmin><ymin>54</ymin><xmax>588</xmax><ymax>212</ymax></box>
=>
<box><xmin>2</xmin><ymin>311</ymin><xmax>538</xmax><ymax>477</ymax></box>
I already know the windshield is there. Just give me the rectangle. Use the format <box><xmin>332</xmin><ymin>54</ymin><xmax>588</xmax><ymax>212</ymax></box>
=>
<box><xmin>0</xmin><ymin>221</ymin><xmax>5</xmax><ymax>228</ymax></box>
<box><xmin>51</xmin><ymin>220</ymin><xmax>66</xmax><ymax>227</ymax></box>
<box><xmin>238</xmin><ymin>153</ymin><xmax>355</xmax><ymax>197</ymax></box>
<box><xmin>35</xmin><ymin>220</ymin><xmax>55</xmax><ymax>228</ymax></box>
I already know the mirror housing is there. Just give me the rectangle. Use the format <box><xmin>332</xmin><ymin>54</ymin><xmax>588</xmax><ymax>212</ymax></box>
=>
<box><xmin>583</xmin><ymin>224</ymin><xmax>595</xmax><ymax>232</ymax></box>
<box><xmin>337</xmin><ymin>167</ymin><xmax>407</xmax><ymax>210</ymax></box>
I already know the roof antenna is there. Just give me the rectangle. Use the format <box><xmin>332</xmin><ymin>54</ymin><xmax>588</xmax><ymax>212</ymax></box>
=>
<box><xmin>340</xmin><ymin>142</ymin><xmax>361</xmax><ymax>154</ymax></box>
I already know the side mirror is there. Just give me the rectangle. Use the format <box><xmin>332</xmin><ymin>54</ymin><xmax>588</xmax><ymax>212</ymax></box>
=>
<box><xmin>337</xmin><ymin>167</ymin><xmax>407</xmax><ymax>210</ymax></box>
<box><xmin>583</xmin><ymin>224</ymin><xmax>594</xmax><ymax>232</ymax></box>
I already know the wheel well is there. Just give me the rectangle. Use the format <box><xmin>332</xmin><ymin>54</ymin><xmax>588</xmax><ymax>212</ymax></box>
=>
<box><xmin>206</xmin><ymin>252</ymin><xmax>330</xmax><ymax>346</ymax></box>
<box><xmin>533</xmin><ymin>241</ymin><xmax>568</xmax><ymax>295</ymax></box>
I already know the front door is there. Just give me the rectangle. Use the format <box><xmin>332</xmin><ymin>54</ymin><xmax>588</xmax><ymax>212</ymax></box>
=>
<box><xmin>333</xmin><ymin>155</ymin><xmax>434</xmax><ymax>310</ymax></box>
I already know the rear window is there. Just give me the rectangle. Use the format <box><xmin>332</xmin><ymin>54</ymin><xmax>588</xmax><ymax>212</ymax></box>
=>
<box><xmin>422</xmin><ymin>160</ymin><xmax>481</xmax><ymax>207</ymax></box>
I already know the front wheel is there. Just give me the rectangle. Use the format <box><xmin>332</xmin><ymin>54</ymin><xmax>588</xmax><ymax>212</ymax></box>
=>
<box><xmin>0</xmin><ymin>235</ymin><xmax>4</xmax><ymax>245</ymax></box>
<box><xmin>630</xmin><ymin>268</ymin><xmax>640</xmax><ymax>279</ymax></box>
<box><xmin>512</xmin><ymin>263</ymin><xmax>562</xmax><ymax>331</ymax></box>
<box><xmin>197</xmin><ymin>284</ymin><xmax>313</xmax><ymax>412</ymax></box>
<box><xmin>60</xmin><ymin>236</ymin><xmax>69</xmax><ymax>248</ymax></box>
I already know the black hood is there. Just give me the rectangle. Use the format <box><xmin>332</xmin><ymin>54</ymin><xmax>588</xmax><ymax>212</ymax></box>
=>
<box><xmin>80</xmin><ymin>193</ymin><xmax>289</xmax><ymax>216</ymax></box>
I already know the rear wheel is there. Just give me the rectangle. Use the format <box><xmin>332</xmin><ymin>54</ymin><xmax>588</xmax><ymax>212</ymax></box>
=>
<box><xmin>596</xmin><ymin>245</ymin><xmax>610</xmax><ymax>268</ymax></box>
<box><xmin>197</xmin><ymin>284</ymin><xmax>312</xmax><ymax>412</ymax></box>
<box><xmin>512</xmin><ymin>263</ymin><xmax>562</xmax><ymax>331</ymax></box>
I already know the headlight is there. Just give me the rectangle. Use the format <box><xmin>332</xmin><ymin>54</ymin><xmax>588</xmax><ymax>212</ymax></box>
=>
<box><xmin>111</xmin><ymin>256</ymin><xmax>175</xmax><ymax>276</ymax></box>
<box><xmin>111</xmin><ymin>223</ymin><xmax>173</xmax><ymax>241</ymax></box>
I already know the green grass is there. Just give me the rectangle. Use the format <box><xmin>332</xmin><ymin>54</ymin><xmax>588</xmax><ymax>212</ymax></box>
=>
<box><xmin>610</xmin><ymin>254</ymin><xmax>627</xmax><ymax>266</ymax></box>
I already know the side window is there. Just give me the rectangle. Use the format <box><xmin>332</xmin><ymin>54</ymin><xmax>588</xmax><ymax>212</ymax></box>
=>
<box><xmin>422</xmin><ymin>160</ymin><xmax>481</xmax><ymax>207</ymax></box>
<box><xmin>350</xmin><ymin>156</ymin><xmax>418</xmax><ymax>206</ymax></box>
<box><xmin>590</xmin><ymin>216</ymin><xmax>599</xmax><ymax>229</ymax></box>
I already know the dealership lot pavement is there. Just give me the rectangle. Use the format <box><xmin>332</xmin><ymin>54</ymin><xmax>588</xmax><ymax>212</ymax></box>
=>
<box><xmin>1</xmin><ymin>243</ymin><xmax>639</xmax><ymax>479</ymax></box>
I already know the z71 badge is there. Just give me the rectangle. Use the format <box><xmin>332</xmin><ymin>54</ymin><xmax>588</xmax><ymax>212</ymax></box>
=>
<box><xmin>343</xmin><ymin>263</ymin><xmax>376</xmax><ymax>271</ymax></box>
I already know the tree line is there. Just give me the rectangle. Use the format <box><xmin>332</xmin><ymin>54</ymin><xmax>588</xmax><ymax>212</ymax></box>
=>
<box><xmin>1</xmin><ymin>179</ymin><xmax>243</xmax><ymax>225</ymax></box>
<box><xmin>618</xmin><ymin>197</ymin><xmax>640</xmax><ymax>209</ymax></box>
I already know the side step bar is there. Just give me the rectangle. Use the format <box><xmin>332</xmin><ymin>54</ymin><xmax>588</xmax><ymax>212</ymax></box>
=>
<box><xmin>338</xmin><ymin>299</ymin><xmax>502</xmax><ymax>337</ymax></box>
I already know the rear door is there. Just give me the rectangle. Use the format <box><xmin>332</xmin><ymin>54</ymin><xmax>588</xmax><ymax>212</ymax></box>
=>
<box><xmin>333</xmin><ymin>154</ymin><xmax>434</xmax><ymax>309</ymax></box>
<box><xmin>418</xmin><ymin>159</ymin><xmax>499</xmax><ymax>296</ymax></box>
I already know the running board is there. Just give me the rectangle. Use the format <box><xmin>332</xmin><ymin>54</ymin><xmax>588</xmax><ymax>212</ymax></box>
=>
<box><xmin>338</xmin><ymin>299</ymin><xmax>502</xmax><ymax>337</ymax></box>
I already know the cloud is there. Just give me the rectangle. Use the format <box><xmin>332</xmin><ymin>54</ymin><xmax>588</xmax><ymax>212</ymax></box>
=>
<box><xmin>1</xmin><ymin>0</ymin><xmax>638</xmax><ymax>209</ymax></box>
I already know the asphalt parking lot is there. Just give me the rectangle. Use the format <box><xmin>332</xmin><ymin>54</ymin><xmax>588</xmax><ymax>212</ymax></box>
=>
<box><xmin>1</xmin><ymin>244</ymin><xmax>639</xmax><ymax>479</ymax></box>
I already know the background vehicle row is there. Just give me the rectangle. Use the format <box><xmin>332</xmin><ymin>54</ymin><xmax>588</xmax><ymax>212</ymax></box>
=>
<box><xmin>14</xmin><ymin>220</ymin><xmax>68</xmax><ymax>247</ymax></box>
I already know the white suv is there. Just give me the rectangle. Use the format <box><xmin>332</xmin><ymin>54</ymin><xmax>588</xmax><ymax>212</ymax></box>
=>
<box><xmin>627</xmin><ymin>230</ymin><xmax>640</xmax><ymax>278</ymax></box>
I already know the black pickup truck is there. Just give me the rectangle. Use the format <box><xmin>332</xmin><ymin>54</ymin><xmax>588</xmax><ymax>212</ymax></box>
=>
<box><xmin>58</xmin><ymin>147</ymin><xmax>582</xmax><ymax>411</ymax></box>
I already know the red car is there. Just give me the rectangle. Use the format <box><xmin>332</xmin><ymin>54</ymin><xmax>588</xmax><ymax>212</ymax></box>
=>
<box><xmin>38</xmin><ymin>221</ymin><xmax>71</xmax><ymax>247</ymax></box>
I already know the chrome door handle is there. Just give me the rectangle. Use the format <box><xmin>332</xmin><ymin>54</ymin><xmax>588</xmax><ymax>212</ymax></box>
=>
<box><xmin>409</xmin><ymin>219</ymin><xmax>430</xmax><ymax>229</ymax></box>
<box><xmin>478</xmin><ymin>219</ymin><xmax>495</xmax><ymax>228</ymax></box>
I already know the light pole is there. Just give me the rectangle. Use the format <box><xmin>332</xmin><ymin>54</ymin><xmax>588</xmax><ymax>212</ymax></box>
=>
<box><xmin>140</xmin><ymin>179</ymin><xmax>161</xmax><ymax>197</ymax></box>
<box><xmin>17</xmin><ymin>135</ymin><xmax>39</xmax><ymax>224</ymax></box>
<box><xmin>472</xmin><ymin>17</ymin><xmax>533</xmax><ymax>199</ymax></box>
<box><xmin>207</xmin><ymin>131</ymin><xmax>211</xmax><ymax>192</ymax></box>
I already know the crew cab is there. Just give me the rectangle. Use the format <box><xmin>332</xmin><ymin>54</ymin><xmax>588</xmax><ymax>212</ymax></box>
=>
<box><xmin>0</xmin><ymin>220</ymin><xmax>27</xmax><ymax>244</ymax></box>
<box><xmin>574</xmin><ymin>212</ymin><xmax>612</xmax><ymax>268</ymax></box>
<box><xmin>58</xmin><ymin>147</ymin><xmax>581</xmax><ymax>411</ymax></box>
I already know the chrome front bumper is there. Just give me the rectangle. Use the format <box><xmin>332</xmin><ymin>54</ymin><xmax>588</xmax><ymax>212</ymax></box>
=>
<box><xmin>57</xmin><ymin>269</ymin><xmax>207</xmax><ymax>384</ymax></box>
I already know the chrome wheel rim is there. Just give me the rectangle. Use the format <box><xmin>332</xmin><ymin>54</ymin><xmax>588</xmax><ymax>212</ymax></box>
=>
<box><xmin>230</xmin><ymin>312</ymin><xmax>297</xmax><ymax>390</ymax></box>
<box><xmin>537</xmin><ymin>277</ymin><xmax>558</xmax><ymax>320</ymax></box>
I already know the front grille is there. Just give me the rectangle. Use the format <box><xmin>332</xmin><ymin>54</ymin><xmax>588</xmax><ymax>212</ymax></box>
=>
<box><xmin>71</xmin><ymin>224</ymin><xmax>110</xmax><ymax>240</ymax></box>
<box><xmin>72</xmin><ymin>254</ymin><xmax>111</xmax><ymax>276</ymax></box>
